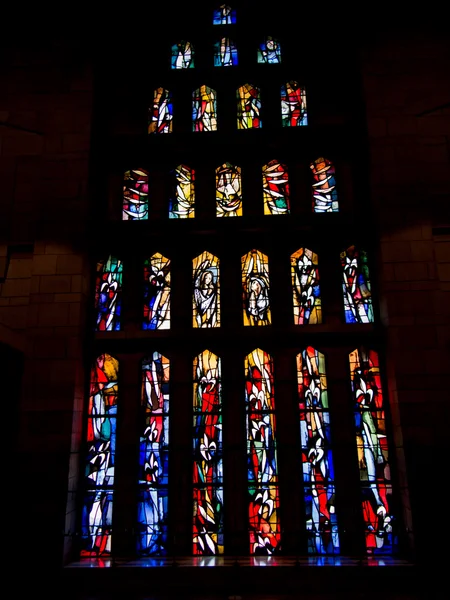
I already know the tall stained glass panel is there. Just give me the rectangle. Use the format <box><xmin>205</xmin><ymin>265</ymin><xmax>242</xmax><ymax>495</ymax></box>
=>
<box><xmin>262</xmin><ymin>160</ymin><xmax>290</xmax><ymax>215</ymax></box>
<box><xmin>237</xmin><ymin>84</ymin><xmax>261</xmax><ymax>129</ymax></box>
<box><xmin>214</xmin><ymin>37</ymin><xmax>238</xmax><ymax>66</ymax></box>
<box><xmin>172</xmin><ymin>41</ymin><xmax>194</xmax><ymax>69</ymax></box>
<box><xmin>310</xmin><ymin>157</ymin><xmax>339</xmax><ymax>213</ymax></box>
<box><xmin>340</xmin><ymin>245</ymin><xmax>374</xmax><ymax>324</ymax></box>
<box><xmin>137</xmin><ymin>353</ymin><xmax>170</xmax><ymax>555</ymax></box>
<box><xmin>291</xmin><ymin>248</ymin><xmax>322</xmax><ymax>325</ymax></box>
<box><xmin>297</xmin><ymin>348</ymin><xmax>340</xmax><ymax>554</ymax></box>
<box><xmin>281</xmin><ymin>81</ymin><xmax>308</xmax><ymax>127</ymax></box>
<box><xmin>193</xmin><ymin>85</ymin><xmax>217</xmax><ymax>132</ymax></box>
<box><xmin>80</xmin><ymin>354</ymin><xmax>119</xmax><ymax>556</ymax></box>
<box><xmin>193</xmin><ymin>251</ymin><xmax>220</xmax><ymax>328</ymax></box>
<box><xmin>242</xmin><ymin>250</ymin><xmax>271</xmax><ymax>326</ymax></box>
<box><xmin>349</xmin><ymin>348</ymin><xmax>396</xmax><ymax>554</ymax></box>
<box><xmin>216</xmin><ymin>162</ymin><xmax>242</xmax><ymax>216</ymax></box>
<box><xmin>193</xmin><ymin>350</ymin><xmax>224</xmax><ymax>555</ymax></box>
<box><xmin>143</xmin><ymin>253</ymin><xmax>171</xmax><ymax>330</ymax></box>
<box><xmin>123</xmin><ymin>169</ymin><xmax>148</xmax><ymax>221</ymax></box>
<box><xmin>245</xmin><ymin>349</ymin><xmax>281</xmax><ymax>554</ymax></box>
<box><xmin>95</xmin><ymin>256</ymin><xmax>123</xmax><ymax>331</ymax></box>
<box><xmin>257</xmin><ymin>36</ymin><xmax>281</xmax><ymax>64</ymax></box>
<box><xmin>169</xmin><ymin>164</ymin><xmax>195</xmax><ymax>219</ymax></box>
<box><xmin>148</xmin><ymin>88</ymin><xmax>173</xmax><ymax>134</ymax></box>
<box><xmin>213</xmin><ymin>4</ymin><xmax>236</xmax><ymax>24</ymax></box>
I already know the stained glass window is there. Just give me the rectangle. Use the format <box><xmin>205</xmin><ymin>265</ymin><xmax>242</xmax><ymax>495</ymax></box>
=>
<box><xmin>297</xmin><ymin>348</ymin><xmax>340</xmax><ymax>554</ymax></box>
<box><xmin>245</xmin><ymin>348</ymin><xmax>281</xmax><ymax>555</ymax></box>
<box><xmin>291</xmin><ymin>248</ymin><xmax>322</xmax><ymax>325</ymax></box>
<box><xmin>349</xmin><ymin>348</ymin><xmax>396</xmax><ymax>554</ymax></box>
<box><xmin>341</xmin><ymin>245</ymin><xmax>374</xmax><ymax>324</ymax></box>
<box><xmin>310</xmin><ymin>157</ymin><xmax>339</xmax><ymax>213</ymax></box>
<box><xmin>193</xmin><ymin>252</ymin><xmax>220</xmax><ymax>328</ymax></box>
<box><xmin>138</xmin><ymin>353</ymin><xmax>170</xmax><ymax>555</ymax></box>
<box><xmin>193</xmin><ymin>350</ymin><xmax>224</xmax><ymax>555</ymax></box>
<box><xmin>193</xmin><ymin>85</ymin><xmax>217</xmax><ymax>132</ymax></box>
<box><xmin>237</xmin><ymin>84</ymin><xmax>261</xmax><ymax>129</ymax></box>
<box><xmin>257</xmin><ymin>36</ymin><xmax>281</xmax><ymax>64</ymax></box>
<box><xmin>123</xmin><ymin>169</ymin><xmax>149</xmax><ymax>221</ymax></box>
<box><xmin>143</xmin><ymin>253</ymin><xmax>171</xmax><ymax>330</ymax></box>
<box><xmin>216</xmin><ymin>162</ymin><xmax>242</xmax><ymax>216</ymax></box>
<box><xmin>262</xmin><ymin>160</ymin><xmax>290</xmax><ymax>215</ymax></box>
<box><xmin>171</xmin><ymin>41</ymin><xmax>194</xmax><ymax>69</ymax></box>
<box><xmin>213</xmin><ymin>4</ymin><xmax>236</xmax><ymax>24</ymax></box>
<box><xmin>214</xmin><ymin>37</ymin><xmax>238</xmax><ymax>66</ymax></box>
<box><xmin>95</xmin><ymin>256</ymin><xmax>123</xmax><ymax>332</ymax></box>
<box><xmin>81</xmin><ymin>354</ymin><xmax>119</xmax><ymax>556</ymax></box>
<box><xmin>281</xmin><ymin>81</ymin><xmax>308</xmax><ymax>127</ymax></box>
<box><xmin>148</xmin><ymin>88</ymin><xmax>173</xmax><ymax>134</ymax></box>
<box><xmin>242</xmin><ymin>250</ymin><xmax>271</xmax><ymax>326</ymax></box>
<box><xmin>169</xmin><ymin>164</ymin><xmax>195</xmax><ymax>219</ymax></box>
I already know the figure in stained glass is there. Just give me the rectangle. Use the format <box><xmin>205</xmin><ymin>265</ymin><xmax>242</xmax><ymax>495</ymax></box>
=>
<box><xmin>350</xmin><ymin>348</ymin><xmax>396</xmax><ymax>554</ymax></box>
<box><xmin>213</xmin><ymin>4</ymin><xmax>236</xmax><ymax>24</ymax></box>
<box><xmin>193</xmin><ymin>350</ymin><xmax>224</xmax><ymax>555</ymax></box>
<box><xmin>341</xmin><ymin>246</ymin><xmax>374</xmax><ymax>324</ymax></box>
<box><xmin>216</xmin><ymin>162</ymin><xmax>242</xmax><ymax>216</ymax></box>
<box><xmin>123</xmin><ymin>169</ymin><xmax>148</xmax><ymax>220</ymax></box>
<box><xmin>245</xmin><ymin>349</ymin><xmax>281</xmax><ymax>554</ymax></box>
<box><xmin>95</xmin><ymin>256</ymin><xmax>123</xmax><ymax>331</ymax></box>
<box><xmin>172</xmin><ymin>41</ymin><xmax>194</xmax><ymax>69</ymax></box>
<box><xmin>193</xmin><ymin>252</ymin><xmax>220</xmax><ymax>328</ymax></box>
<box><xmin>214</xmin><ymin>37</ymin><xmax>238</xmax><ymax>66</ymax></box>
<box><xmin>237</xmin><ymin>84</ymin><xmax>261</xmax><ymax>129</ymax></box>
<box><xmin>291</xmin><ymin>248</ymin><xmax>322</xmax><ymax>325</ymax></box>
<box><xmin>138</xmin><ymin>353</ymin><xmax>170</xmax><ymax>555</ymax></box>
<box><xmin>193</xmin><ymin>85</ymin><xmax>217</xmax><ymax>132</ymax></box>
<box><xmin>310</xmin><ymin>157</ymin><xmax>339</xmax><ymax>213</ymax></box>
<box><xmin>143</xmin><ymin>254</ymin><xmax>171</xmax><ymax>330</ymax></box>
<box><xmin>148</xmin><ymin>88</ymin><xmax>173</xmax><ymax>134</ymax></box>
<box><xmin>281</xmin><ymin>81</ymin><xmax>308</xmax><ymax>127</ymax></box>
<box><xmin>262</xmin><ymin>160</ymin><xmax>290</xmax><ymax>215</ymax></box>
<box><xmin>257</xmin><ymin>36</ymin><xmax>281</xmax><ymax>64</ymax></box>
<box><xmin>242</xmin><ymin>250</ymin><xmax>271</xmax><ymax>326</ymax></box>
<box><xmin>169</xmin><ymin>164</ymin><xmax>195</xmax><ymax>219</ymax></box>
<box><xmin>297</xmin><ymin>348</ymin><xmax>340</xmax><ymax>554</ymax></box>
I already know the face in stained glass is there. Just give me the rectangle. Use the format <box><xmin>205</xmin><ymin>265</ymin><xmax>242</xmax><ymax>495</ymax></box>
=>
<box><xmin>257</xmin><ymin>36</ymin><xmax>281</xmax><ymax>64</ymax></box>
<box><xmin>242</xmin><ymin>250</ymin><xmax>271</xmax><ymax>326</ymax></box>
<box><xmin>193</xmin><ymin>252</ymin><xmax>220</xmax><ymax>328</ymax></box>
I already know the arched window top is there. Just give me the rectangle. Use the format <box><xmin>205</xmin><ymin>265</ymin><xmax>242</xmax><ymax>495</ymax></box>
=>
<box><xmin>242</xmin><ymin>250</ymin><xmax>271</xmax><ymax>327</ymax></box>
<box><xmin>257</xmin><ymin>36</ymin><xmax>281</xmax><ymax>64</ymax></box>
<box><xmin>214</xmin><ymin>37</ymin><xmax>238</xmax><ymax>66</ymax></box>
<box><xmin>310</xmin><ymin>157</ymin><xmax>339</xmax><ymax>213</ymax></box>
<box><xmin>244</xmin><ymin>348</ymin><xmax>275</xmax><ymax>409</ymax></box>
<box><xmin>262</xmin><ymin>160</ymin><xmax>290</xmax><ymax>215</ymax></box>
<box><xmin>237</xmin><ymin>83</ymin><xmax>261</xmax><ymax>130</ymax></box>
<box><xmin>148</xmin><ymin>88</ymin><xmax>173</xmax><ymax>135</ymax></box>
<box><xmin>171</xmin><ymin>40</ymin><xmax>194</xmax><ymax>69</ymax></box>
<box><xmin>281</xmin><ymin>81</ymin><xmax>308</xmax><ymax>127</ymax></box>
<box><xmin>213</xmin><ymin>4</ymin><xmax>236</xmax><ymax>24</ymax></box>
<box><xmin>192</xmin><ymin>85</ymin><xmax>217</xmax><ymax>132</ymax></box>
<box><xmin>169</xmin><ymin>164</ymin><xmax>195</xmax><ymax>219</ymax></box>
<box><xmin>193</xmin><ymin>252</ymin><xmax>221</xmax><ymax>328</ymax></box>
<box><xmin>216</xmin><ymin>162</ymin><xmax>242</xmax><ymax>217</ymax></box>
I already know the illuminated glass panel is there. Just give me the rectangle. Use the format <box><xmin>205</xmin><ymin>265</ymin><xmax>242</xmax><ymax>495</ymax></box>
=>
<box><xmin>216</xmin><ymin>162</ymin><xmax>242</xmax><ymax>216</ymax></box>
<box><xmin>193</xmin><ymin>251</ymin><xmax>220</xmax><ymax>328</ymax></box>
<box><xmin>143</xmin><ymin>253</ymin><xmax>171</xmax><ymax>330</ymax></box>
<box><xmin>192</xmin><ymin>85</ymin><xmax>217</xmax><ymax>132</ymax></box>
<box><xmin>310</xmin><ymin>157</ymin><xmax>339</xmax><ymax>213</ymax></box>
<box><xmin>171</xmin><ymin>41</ymin><xmax>194</xmax><ymax>69</ymax></box>
<box><xmin>148</xmin><ymin>88</ymin><xmax>173</xmax><ymax>134</ymax></box>
<box><xmin>169</xmin><ymin>164</ymin><xmax>195</xmax><ymax>219</ymax></box>
<box><xmin>297</xmin><ymin>348</ymin><xmax>340</xmax><ymax>554</ymax></box>
<box><xmin>213</xmin><ymin>4</ymin><xmax>236</xmax><ymax>24</ymax></box>
<box><xmin>214</xmin><ymin>37</ymin><xmax>238</xmax><ymax>66</ymax></box>
<box><xmin>262</xmin><ymin>160</ymin><xmax>290</xmax><ymax>215</ymax></box>
<box><xmin>123</xmin><ymin>168</ymin><xmax>148</xmax><ymax>221</ymax></box>
<box><xmin>95</xmin><ymin>256</ymin><xmax>123</xmax><ymax>332</ymax></box>
<box><xmin>242</xmin><ymin>250</ymin><xmax>271</xmax><ymax>326</ymax></box>
<box><xmin>81</xmin><ymin>354</ymin><xmax>119</xmax><ymax>556</ymax></box>
<box><xmin>193</xmin><ymin>350</ymin><xmax>224</xmax><ymax>555</ymax></box>
<box><xmin>349</xmin><ymin>348</ymin><xmax>396</xmax><ymax>554</ymax></box>
<box><xmin>281</xmin><ymin>81</ymin><xmax>308</xmax><ymax>127</ymax></box>
<box><xmin>257</xmin><ymin>36</ymin><xmax>281</xmax><ymax>64</ymax></box>
<box><xmin>245</xmin><ymin>349</ymin><xmax>281</xmax><ymax>555</ymax></box>
<box><xmin>341</xmin><ymin>246</ymin><xmax>374</xmax><ymax>324</ymax></box>
<box><xmin>138</xmin><ymin>353</ymin><xmax>170</xmax><ymax>555</ymax></box>
<box><xmin>291</xmin><ymin>248</ymin><xmax>322</xmax><ymax>325</ymax></box>
<box><xmin>237</xmin><ymin>84</ymin><xmax>261</xmax><ymax>129</ymax></box>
